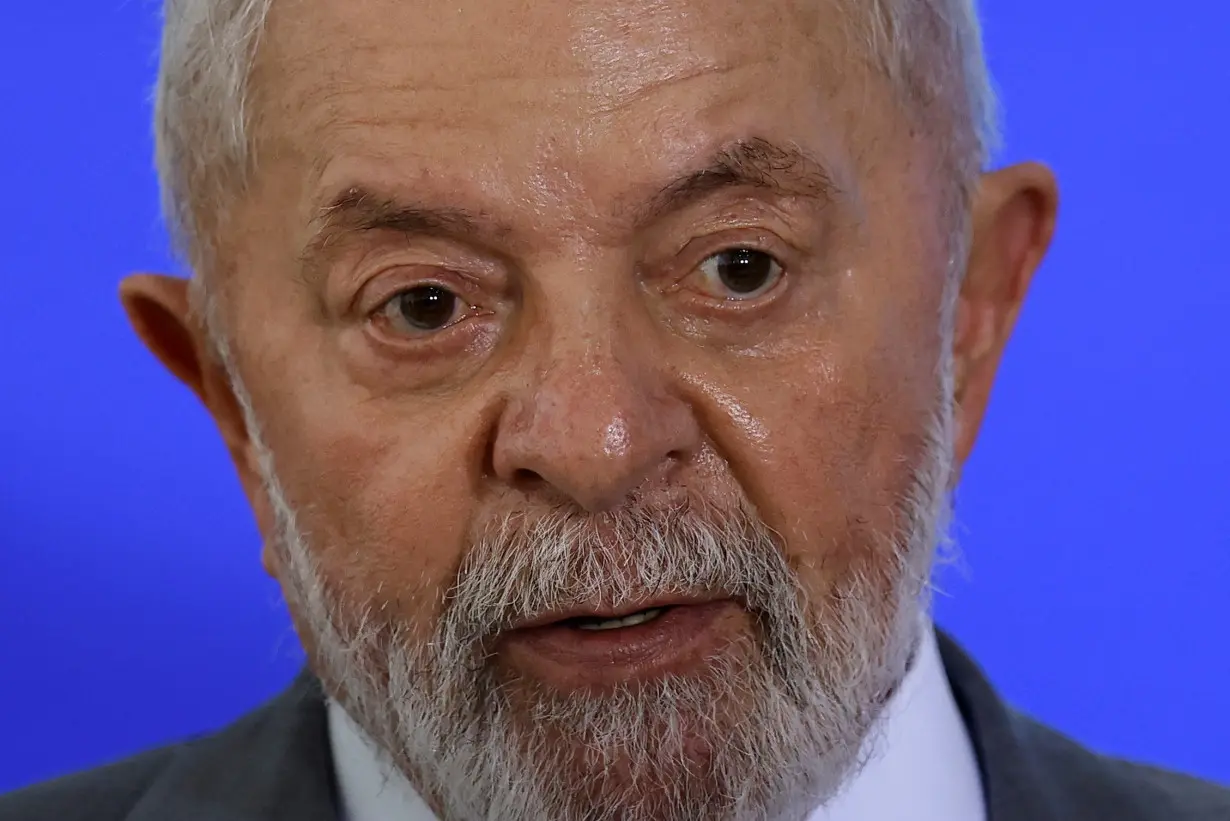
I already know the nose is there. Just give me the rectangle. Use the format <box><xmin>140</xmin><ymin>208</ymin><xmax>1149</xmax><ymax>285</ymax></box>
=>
<box><xmin>490</xmin><ymin>338</ymin><xmax>701</xmax><ymax>513</ymax></box>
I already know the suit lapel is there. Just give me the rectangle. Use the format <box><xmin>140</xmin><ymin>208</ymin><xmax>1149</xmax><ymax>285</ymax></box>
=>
<box><xmin>937</xmin><ymin>629</ymin><xmax>1067</xmax><ymax>821</ymax></box>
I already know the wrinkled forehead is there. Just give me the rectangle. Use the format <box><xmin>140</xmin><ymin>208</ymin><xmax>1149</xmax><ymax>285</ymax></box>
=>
<box><xmin>246</xmin><ymin>0</ymin><xmax>897</xmax><ymax>240</ymax></box>
<box><xmin>259</xmin><ymin>0</ymin><xmax>840</xmax><ymax>109</ymax></box>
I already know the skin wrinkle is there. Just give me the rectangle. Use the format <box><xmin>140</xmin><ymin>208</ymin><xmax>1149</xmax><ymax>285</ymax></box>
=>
<box><xmin>583</xmin><ymin>63</ymin><xmax>750</xmax><ymax>118</ymax></box>
<box><xmin>157</xmin><ymin>0</ymin><xmax>995</xmax><ymax>291</ymax></box>
<box><xmin>256</xmin><ymin>0</ymin><xmax>869</xmax><ymax>235</ymax></box>
<box><xmin>123</xmin><ymin>0</ymin><xmax>1058</xmax><ymax>818</ymax></box>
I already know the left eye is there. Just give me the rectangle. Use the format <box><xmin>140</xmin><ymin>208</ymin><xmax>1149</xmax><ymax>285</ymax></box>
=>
<box><xmin>377</xmin><ymin>285</ymin><xmax>471</xmax><ymax>335</ymax></box>
<box><xmin>695</xmin><ymin>248</ymin><xmax>784</xmax><ymax>300</ymax></box>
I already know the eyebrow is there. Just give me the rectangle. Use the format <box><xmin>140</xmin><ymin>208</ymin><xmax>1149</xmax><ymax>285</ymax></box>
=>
<box><xmin>301</xmin><ymin>137</ymin><xmax>840</xmax><ymax>266</ymax></box>
<box><xmin>634</xmin><ymin>137</ymin><xmax>841</xmax><ymax>228</ymax></box>
<box><xmin>303</xmin><ymin>191</ymin><xmax>503</xmax><ymax>260</ymax></box>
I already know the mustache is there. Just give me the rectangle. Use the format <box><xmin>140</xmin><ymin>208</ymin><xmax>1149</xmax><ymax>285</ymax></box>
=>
<box><xmin>438</xmin><ymin>493</ymin><xmax>802</xmax><ymax>648</ymax></box>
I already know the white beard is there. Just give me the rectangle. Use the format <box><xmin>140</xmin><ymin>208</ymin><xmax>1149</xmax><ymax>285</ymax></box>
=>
<box><xmin>231</xmin><ymin>365</ymin><xmax>955</xmax><ymax>821</ymax></box>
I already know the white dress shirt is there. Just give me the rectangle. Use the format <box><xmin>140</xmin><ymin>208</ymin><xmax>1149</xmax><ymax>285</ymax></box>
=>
<box><xmin>328</xmin><ymin>622</ymin><xmax>986</xmax><ymax>821</ymax></box>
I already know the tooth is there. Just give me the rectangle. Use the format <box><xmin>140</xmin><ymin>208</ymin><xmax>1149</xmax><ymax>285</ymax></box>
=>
<box><xmin>576</xmin><ymin>608</ymin><xmax>663</xmax><ymax>631</ymax></box>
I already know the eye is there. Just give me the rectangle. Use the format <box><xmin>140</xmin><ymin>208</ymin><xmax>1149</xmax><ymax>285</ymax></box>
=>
<box><xmin>695</xmin><ymin>248</ymin><xmax>784</xmax><ymax>301</ymax></box>
<box><xmin>376</xmin><ymin>284</ymin><xmax>472</xmax><ymax>335</ymax></box>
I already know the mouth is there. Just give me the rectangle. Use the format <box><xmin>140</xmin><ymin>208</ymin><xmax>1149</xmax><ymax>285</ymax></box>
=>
<box><xmin>497</xmin><ymin>597</ymin><xmax>747</xmax><ymax>689</ymax></box>
<box><xmin>562</xmin><ymin>606</ymin><xmax>671</xmax><ymax>631</ymax></box>
<box><xmin>511</xmin><ymin>595</ymin><xmax>723</xmax><ymax>632</ymax></box>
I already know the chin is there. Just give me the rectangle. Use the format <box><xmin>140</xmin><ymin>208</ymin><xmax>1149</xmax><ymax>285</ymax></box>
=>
<box><xmin>450</xmin><ymin>646</ymin><xmax>846</xmax><ymax>821</ymax></box>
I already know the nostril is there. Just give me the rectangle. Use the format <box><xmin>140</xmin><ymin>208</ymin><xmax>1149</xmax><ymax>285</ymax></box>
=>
<box><xmin>512</xmin><ymin>468</ymin><xmax>546</xmax><ymax>490</ymax></box>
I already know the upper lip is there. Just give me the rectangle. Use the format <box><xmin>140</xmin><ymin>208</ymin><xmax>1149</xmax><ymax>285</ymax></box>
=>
<box><xmin>509</xmin><ymin>594</ymin><xmax>731</xmax><ymax>631</ymax></box>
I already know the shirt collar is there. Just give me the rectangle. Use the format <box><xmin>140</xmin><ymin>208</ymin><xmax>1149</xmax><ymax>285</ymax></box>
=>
<box><xmin>328</xmin><ymin>622</ymin><xmax>985</xmax><ymax>821</ymax></box>
<box><xmin>806</xmin><ymin>622</ymin><xmax>986</xmax><ymax>821</ymax></box>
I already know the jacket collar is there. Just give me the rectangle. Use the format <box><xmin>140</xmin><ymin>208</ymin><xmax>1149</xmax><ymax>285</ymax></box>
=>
<box><xmin>126</xmin><ymin>672</ymin><xmax>338</xmax><ymax>821</ymax></box>
<box><xmin>936</xmin><ymin>631</ymin><xmax>1064</xmax><ymax>821</ymax></box>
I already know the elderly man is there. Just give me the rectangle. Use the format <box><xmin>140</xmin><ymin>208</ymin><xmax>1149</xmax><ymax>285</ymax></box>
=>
<box><xmin>3</xmin><ymin>0</ymin><xmax>1227</xmax><ymax>818</ymax></box>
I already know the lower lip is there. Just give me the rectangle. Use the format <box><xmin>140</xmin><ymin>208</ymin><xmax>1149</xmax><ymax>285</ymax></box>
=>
<box><xmin>496</xmin><ymin>600</ymin><xmax>747</xmax><ymax>689</ymax></box>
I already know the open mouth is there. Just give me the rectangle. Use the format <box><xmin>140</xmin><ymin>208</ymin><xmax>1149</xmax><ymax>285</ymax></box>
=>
<box><xmin>560</xmin><ymin>606</ymin><xmax>672</xmax><ymax>632</ymax></box>
<box><xmin>499</xmin><ymin>599</ymin><xmax>740</xmax><ymax>685</ymax></box>
<box><xmin>506</xmin><ymin>595</ymin><xmax>731</xmax><ymax>635</ymax></box>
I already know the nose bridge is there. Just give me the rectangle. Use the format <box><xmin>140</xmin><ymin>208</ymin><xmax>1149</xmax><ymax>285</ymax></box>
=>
<box><xmin>547</xmin><ymin>328</ymin><xmax>645</xmax><ymax>451</ymax></box>
<box><xmin>492</xmin><ymin>304</ymin><xmax>697</xmax><ymax>512</ymax></box>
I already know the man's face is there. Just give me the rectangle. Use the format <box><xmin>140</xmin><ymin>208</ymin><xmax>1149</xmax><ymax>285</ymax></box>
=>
<box><xmin>128</xmin><ymin>0</ymin><xmax>1055</xmax><ymax>817</ymax></box>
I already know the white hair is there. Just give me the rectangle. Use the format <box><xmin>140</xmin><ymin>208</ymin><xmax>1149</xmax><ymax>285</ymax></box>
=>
<box><xmin>164</xmin><ymin>5</ymin><xmax>970</xmax><ymax>812</ymax></box>
<box><xmin>155</xmin><ymin>0</ymin><xmax>999</xmax><ymax>291</ymax></box>
<box><xmin>225</xmin><ymin>336</ymin><xmax>955</xmax><ymax>820</ymax></box>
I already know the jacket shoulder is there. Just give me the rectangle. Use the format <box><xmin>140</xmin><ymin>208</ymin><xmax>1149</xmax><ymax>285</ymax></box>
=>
<box><xmin>0</xmin><ymin>744</ymin><xmax>182</xmax><ymax>821</ymax></box>
<box><xmin>1011</xmin><ymin>711</ymin><xmax>1230</xmax><ymax>820</ymax></box>
<box><xmin>937</xmin><ymin>629</ymin><xmax>1229</xmax><ymax>821</ymax></box>
<box><xmin>0</xmin><ymin>671</ymin><xmax>336</xmax><ymax>821</ymax></box>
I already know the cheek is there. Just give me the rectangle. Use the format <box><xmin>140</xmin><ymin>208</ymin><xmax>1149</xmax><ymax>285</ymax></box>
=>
<box><xmin>225</xmin><ymin>239</ymin><xmax>488</xmax><ymax>639</ymax></box>
<box><xmin>261</xmin><ymin>390</ymin><xmax>482</xmax><ymax>637</ymax></box>
<box><xmin>721</xmin><ymin>316</ymin><xmax>944</xmax><ymax>598</ymax></box>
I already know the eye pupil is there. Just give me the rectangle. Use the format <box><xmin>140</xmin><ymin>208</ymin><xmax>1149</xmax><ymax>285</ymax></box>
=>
<box><xmin>397</xmin><ymin>285</ymin><xmax>458</xmax><ymax>330</ymax></box>
<box><xmin>716</xmin><ymin>249</ymin><xmax>776</xmax><ymax>294</ymax></box>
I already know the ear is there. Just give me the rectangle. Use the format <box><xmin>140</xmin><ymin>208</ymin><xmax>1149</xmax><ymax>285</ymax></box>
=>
<box><xmin>951</xmin><ymin>162</ymin><xmax>1059</xmax><ymax>479</ymax></box>
<box><xmin>118</xmin><ymin>274</ymin><xmax>278</xmax><ymax>566</ymax></box>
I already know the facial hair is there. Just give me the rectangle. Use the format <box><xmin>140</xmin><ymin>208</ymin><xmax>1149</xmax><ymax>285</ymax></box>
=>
<box><xmin>233</xmin><ymin>384</ymin><xmax>954</xmax><ymax>821</ymax></box>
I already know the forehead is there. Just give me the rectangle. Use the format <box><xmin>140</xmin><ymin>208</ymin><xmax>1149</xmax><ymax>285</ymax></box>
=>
<box><xmin>251</xmin><ymin>0</ymin><xmax>885</xmax><ymax>235</ymax></box>
<box><xmin>261</xmin><ymin>0</ymin><xmax>834</xmax><ymax>106</ymax></box>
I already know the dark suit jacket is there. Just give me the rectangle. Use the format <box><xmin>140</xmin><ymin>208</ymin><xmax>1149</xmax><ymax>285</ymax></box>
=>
<box><xmin>2</xmin><ymin>631</ymin><xmax>1227</xmax><ymax>820</ymax></box>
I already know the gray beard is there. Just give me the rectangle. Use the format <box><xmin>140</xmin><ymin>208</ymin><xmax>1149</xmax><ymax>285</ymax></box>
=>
<box><xmin>241</xmin><ymin>394</ymin><xmax>953</xmax><ymax>821</ymax></box>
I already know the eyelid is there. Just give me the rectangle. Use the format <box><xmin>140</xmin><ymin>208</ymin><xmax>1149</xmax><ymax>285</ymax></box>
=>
<box><xmin>693</xmin><ymin>248</ymin><xmax>785</xmax><ymax>298</ymax></box>
<box><xmin>665</xmin><ymin>228</ymin><xmax>797</xmax><ymax>286</ymax></box>
<box><xmin>373</xmin><ymin>287</ymin><xmax>478</xmax><ymax>337</ymax></box>
<box><xmin>352</xmin><ymin>265</ymin><xmax>484</xmax><ymax>318</ymax></box>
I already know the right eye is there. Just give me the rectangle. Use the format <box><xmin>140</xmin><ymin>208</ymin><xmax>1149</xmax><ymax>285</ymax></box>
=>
<box><xmin>694</xmin><ymin>247</ymin><xmax>784</xmax><ymax>301</ymax></box>
<box><xmin>376</xmin><ymin>285</ymin><xmax>472</xmax><ymax>335</ymax></box>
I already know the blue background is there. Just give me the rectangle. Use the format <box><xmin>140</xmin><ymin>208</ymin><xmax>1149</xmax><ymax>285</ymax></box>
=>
<box><xmin>2</xmin><ymin>0</ymin><xmax>1228</xmax><ymax>793</ymax></box>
